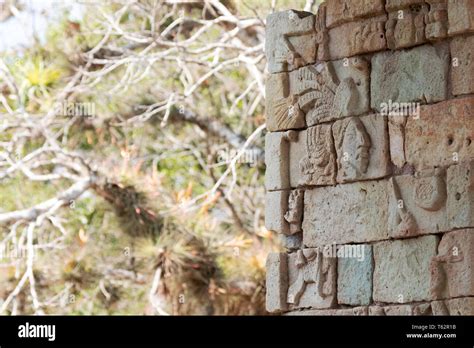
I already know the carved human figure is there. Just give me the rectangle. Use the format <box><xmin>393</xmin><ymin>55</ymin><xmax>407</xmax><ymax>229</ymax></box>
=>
<box><xmin>352</xmin><ymin>20</ymin><xmax>386</xmax><ymax>53</ymax></box>
<box><xmin>386</xmin><ymin>5</ymin><xmax>427</xmax><ymax>49</ymax></box>
<box><xmin>284</xmin><ymin>189</ymin><xmax>304</xmax><ymax>234</ymax></box>
<box><xmin>299</xmin><ymin>126</ymin><xmax>335</xmax><ymax>185</ymax></box>
<box><xmin>335</xmin><ymin>118</ymin><xmax>371</xmax><ymax>181</ymax></box>
<box><xmin>287</xmin><ymin>249</ymin><xmax>334</xmax><ymax>305</ymax></box>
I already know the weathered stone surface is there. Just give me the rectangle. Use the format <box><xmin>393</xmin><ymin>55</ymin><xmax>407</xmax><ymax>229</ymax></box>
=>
<box><xmin>265</xmin><ymin>73</ymin><xmax>305</xmax><ymax>132</ymax></box>
<box><xmin>265</xmin><ymin>190</ymin><xmax>289</xmax><ymax>234</ymax></box>
<box><xmin>371</xmin><ymin>44</ymin><xmax>449</xmax><ymax>112</ymax></box>
<box><xmin>425</xmin><ymin>0</ymin><xmax>448</xmax><ymax>40</ymax></box>
<box><xmin>385</xmin><ymin>0</ymin><xmax>425</xmax><ymax>11</ymax></box>
<box><xmin>448</xmin><ymin>0</ymin><xmax>474</xmax><ymax>36</ymax></box>
<box><xmin>266</xmin><ymin>252</ymin><xmax>288</xmax><ymax>313</ymax></box>
<box><xmin>388</xmin><ymin>116</ymin><xmax>408</xmax><ymax>168</ymax></box>
<box><xmin>285</xmin><ymin>306</ymin><xmax>368</xmax><ymax>315</ymax></box>
<box><xmin>388</xmin><ymin>169</ymin><xmax>448</xmax><ymax>239</ymax></box>
<box><xmin>265</xmin><ymin>131</ymin><xmax>297</xmax><ymax>191</ymax></box>
<box><xmin>326</xmin><ymin>0</ymin><xmax>385</xmax><ymax>28</ymax></box>
<box><xmin>303</xmin><ymin>181</ymin><xmax>389</xmax><ymax>247</ymax></box>
<box><xmin>265</xmin><ymin>11</ymin><xmax>316</xmax><ymax>73</ymax></box>
<box><xmin>337</xmin><ymin>245</ymin><xmax>373</xmax><ymax>306</ymax></box>
<box><xmin>447</xmin><ymin>162</ymin><xmax>474</xmax><ymax>229</ymax></box>
<box><xmin>289</xmin><ymin>125</ymin><xmax>336</xmax><ymax>187</ymax></box>
<box><xmin>432</xmin><ymin>297</ymin><xmax>474</xmax><ymax>315</ymax></box>
<box><xmin>333</xmin><ymin>115</ymin><xmax>390</xmax><ymax>183</ymax></box>
<box><xmin>386</xmin><ymin>4</ymin><xmax>428</xmax><ymax>50</ymax></box>
<box><xmin>283</xmin><ymin>59</ymin><xmax>370</xmax><ymax>128</ymax></box>
<box><xmin>369</xmin><ymin>303</ymin><xmax>432</xmax><ymax>315</ymax></box>
<box><xmin>404</xmin><ymin>97</ymin><xmax>474</xmax><ymax>170</ymax></box>
<box><xmin>287</xmin><ymin>249</ymin><xmax>336</xmax><ymax>309</ymax></box>
<box><xmin>451</xmin><ymin>35</ymin><xmax>474</xmax><ymax>96</ymax></box>
<box><xmin>430</xmin><ymin>229</ymin><xmax>474</xmax><ymax>300</ymax></box>
<box><xmin>280</xmin><ymin>232</ymin><xmax>302</xmax><ymax>251</ymax></box>
<box><xmin>373</xmin><ymin>235</ymin><xmax>439</xmax><ymax>303</ymax></box>
<box><xmin>328</xmin><ymin>15</ymin><xmax>387</xmax><ymax>60</ymax></box>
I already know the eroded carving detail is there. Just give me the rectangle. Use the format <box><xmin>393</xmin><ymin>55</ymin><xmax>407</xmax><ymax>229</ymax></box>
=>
<box><xmin>287</xmin><ymin>249</ymin><xmax>335</xmax><ymax>307</ymax></box>
<box><xmin>414</xmin><ymin>168</ymin><xmax>447</xmax><ymax>211</ymax></box>
<box><xmin>386</xmin><ymin>4</ymin><xmax>427</xmax><ymax>49</ymax></box>
<box><xmin>333</xmin><ymin>117</ymin><xmax>371</xmax><ymax>182</ymax></box>
<box><xmin>266</xmin><ymin>10</ymin><xmax>325</xmax><ymax>73</ymax></box>
<box><xmin>425</xmin><ymin>0</ymin><xmax>448</xmax><ymax>40</ymax></box>
<box><xmin>351</xmin><ymin>20</ymin><xmax>386</xmax><ymax>53</ymax></box>
<box><xmin>284</xmin><ymin>189</ymin><xmax>304</xmax><ymax>234</ymax></box>
<box><xmin>390</xmin><ymin>177</ymin><xmax>418</xmax><ymax>238</ymax></box>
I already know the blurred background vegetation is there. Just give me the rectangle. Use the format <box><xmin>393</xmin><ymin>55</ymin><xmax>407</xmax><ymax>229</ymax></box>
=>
<box><xmin>0</xmin><ymin>0</ymin><xmax>321</xmax><ymax>315</ymax></box>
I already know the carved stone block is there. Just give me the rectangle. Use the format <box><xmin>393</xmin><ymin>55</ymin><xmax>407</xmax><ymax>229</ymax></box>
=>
<box><xmin>447</xmin><ymin>161</ymin><xmax>474</xmax><ymax>229</ymax></box>
<box><xmin>371</xmin><ymin>44</ymin><xmax>449</xmax><ymax>112</ymax></box>
<box><xmin>287</xmin><ymin>59</ymin><xmax>370</xmax><ymax>127</ymax></box>
<box><xmin>265</xmin><ymin>73</ymin><xmax>305</xmax><ymax>132</ymax></box>
<box><xmin>333</xmin><ymin>115</ymin><xmax>390</xmax><ymax>184</ymax></box>
<box><xmin>448</xmin><ymin>0</ymin><xmax>474</xmax><ymax>36</ymax></box>
<box><xmin>430</xmin><ymin>229</ymin><xmax>474</xmax><ymax>300</ymax></box>
<box><xmin>326</xmin><ymin>0</ymin><xmax>385</xmax><ymax>29</ymax></box>
<box><xmin>369</xmin><ymin>303</ymin><xmax>432</xmax><ymax>315</ymax></box>
<box><xmin>289</xmin><ymin>125</ymin><xmax>336</xmax><ymax>187</ymax></box>
<box><xmin>451</xmin><ymin>35</ymin><xmax>474</xmax><ymax>96</ymax></box>
<box><xmin>425</xmin><ymin>0</ymin><xmax>448</xmax><ymax>40</ymax></box>
<box><xmin>404</xmin><ymin>97</ymin><xmax>474</xmax><ymax>171</ymax></box>
<box><xmin>386</xmin><ymin>4</ymin><xmax>428</xmax><ymax>50</ymax></box>
<box><xmin>303</xmin><ymin>181</ymin><xmax>390</xmax><ymax>247</ymax></box>
<box><xmin>337</xmin><ymin>245</ymin><xmax>373</xmax><ymax>306</ymax></box>
<box><xmin>287</xmin><ymin>249</ymin><xmax>336</xmax><ymax>309</ymax></box>
<box><xmin>264</xmin><ymin>131</ymin><xmax>297</xmax><ymax>191</ymax></box>
<box><xmin>265</xmin><ymin>10</ymin><xmax>327</xmax><ymax>74</ymax></box>
<box><xmin>328</xmin><ymin>15</ymin><xmax>387</xmax><ymax>60</ymax></box>
<box><xmin>266</xmin><ymin>253</ymin><xmax>288</xmax><ymax>313</ymax></box>
<box><xmin>432</xmin><ymin>297</ymin><xmax>474</xmax><ymax>315</ymax></box>
<box><xmin>388</xmin><ymin>169</ymin><xmax>448</xmax><ymax>239</ymax></box>
<box><xmin>388</xmin><ymin>115</ymin><xmax>408</xmax><ymax>168</ymax></box>
<box><xmin>373</xmin><ymin>235</ymin><xmax>439</xmax><ymax>303</ymax></box>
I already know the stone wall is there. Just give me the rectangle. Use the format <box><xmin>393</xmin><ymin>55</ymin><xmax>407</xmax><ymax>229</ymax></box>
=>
<box><xmin>264</xmin><ymin>0</ymin><xmax>474</xmax><ymax>316</ymax></box>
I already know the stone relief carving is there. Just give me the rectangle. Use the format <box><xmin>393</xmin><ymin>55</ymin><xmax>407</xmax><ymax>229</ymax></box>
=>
<box><xmin>265</xmin><ymin>73</ymin><xmax>305</xmax><ymax>132</ymax></box>
<box><xmin>287</xmin><ymin>249</ymin><xmax>336</xmax><ymax>308</ymax></box>
<box><xmin>389</xmin><ymin>169</ymin><xmax>447</xmax><ymax>238</ymax></box>
<box><xmin>326</xmin><ymin>0</ymin><xmax>385</xmax><ymax>28</ymax></box>
<box><xmin>284</xmin><ymin>189</ymin><xmax>304</xmax><ymax>234</ymax></box>
<box><xmin>298</xmin><ymin>125</ymin><xmax>336</xmax><ymax>186</ymax></box>
<box><xmin>413</xmin><ymin>168</ymin><xmax>447</xmax><ymax>211</ymax></box>
<box><xmin>430</xmin><ymin>230</ymin><xmax>474</xmax><ymax>300</ymax></box>
<box><xmin>328</xmin><ymin>15</ymin><xmax>387</xmax><ymax>60</ymax></box>
<box><xmin>333</xmin><ymin>117</ymin><xmax>371</xmax><ymax>182</ymax></box>
<box><xmin>386</xmin><ymin>4</ymin><xmax>427</xmax><ymax>50</ymax></box>
<box><xmin>390</xmin><ymin>177</ymin><xmax>418</xmax><ymax>238</ymax></box>
<box><xmin>266</xmin><ymin>10</ymin><xmax>323</xmax><ymax>73</ymax></box>
<box><xmin>286</xmin><ymin>58</ymin><xmax>369</xmax><ymax>128</ymax></box>
<box><xmin>425</xmin><ymin>0</ymin><xmax>448</xmax><ymax>40</ymax></box>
